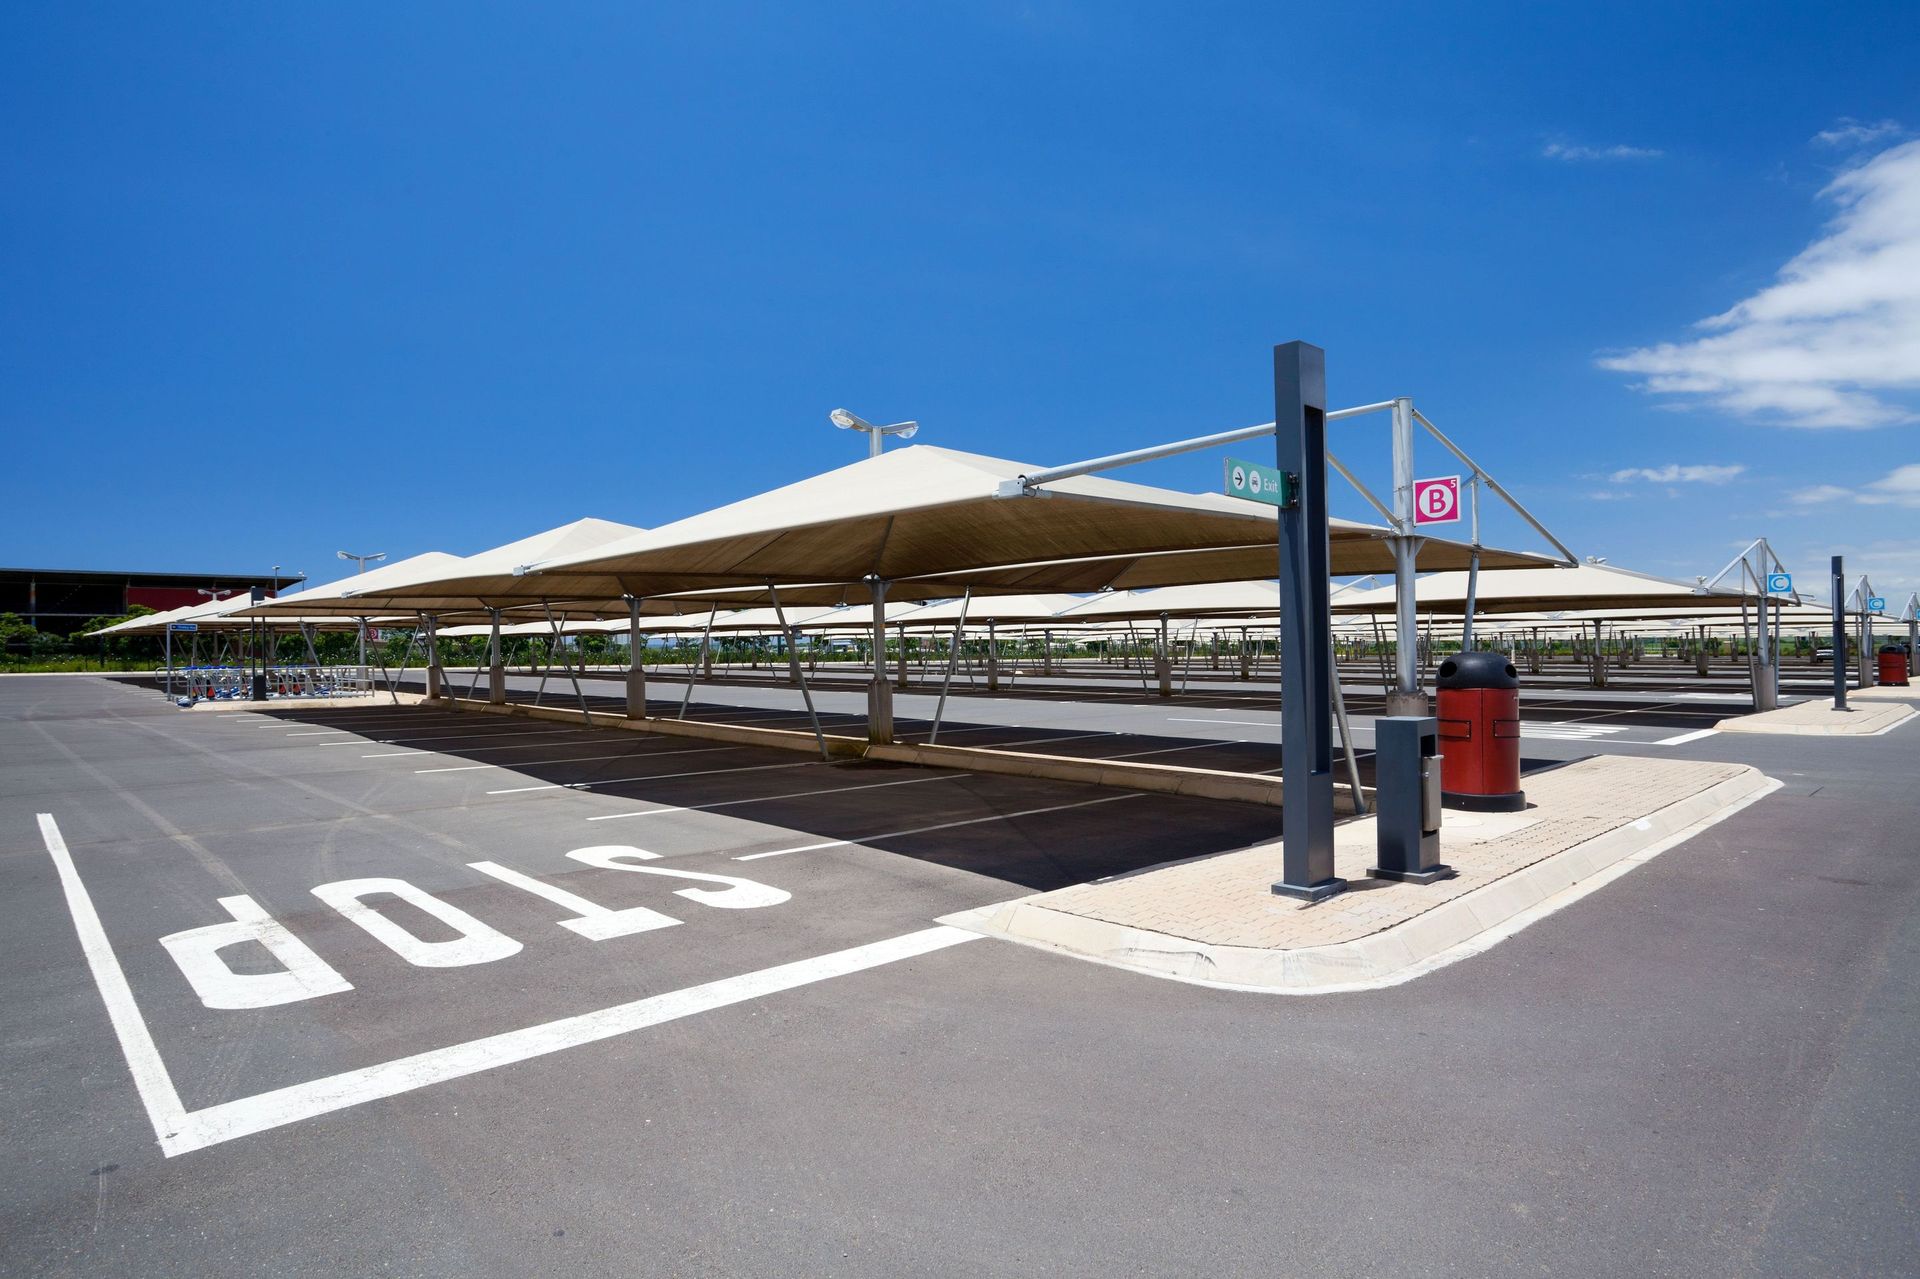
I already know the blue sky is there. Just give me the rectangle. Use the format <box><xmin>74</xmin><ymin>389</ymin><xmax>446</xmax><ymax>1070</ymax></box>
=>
<box><xmin>4</xmin><ymin>3</ymin><xmax>1917</xmax><ymax>603</ymax></box>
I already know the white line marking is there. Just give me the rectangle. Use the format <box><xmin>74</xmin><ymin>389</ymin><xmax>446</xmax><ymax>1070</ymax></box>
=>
<box><xmin>166</xmin><ymin>930</ymin><xmax>976</xmax><ymax>1157</ymax></box>
<box><xmin>586</xmin><ymin>772</ymin><xmax>974</xmax><ymax>821</ymax></box>
<box><xmin>1166</xmin><ymin>718</ymin><xmax>1279</xmax><ymax>728</ymax></box>
<box><xmin>286</xmin><ymin>731</ymin><xmax>345</xmax><ymax>737</ymax></box>
<box><xmin>41</xmin><ymin>810</ymin><xmax>978</xmax><ymax>1156</ymax></box>
<box><xmin>36</xmin><ymin>814</ymin><xmax>191</xmax><ymax>1152</ymax></box>
<box><xmin>355</xmin><ymin>728</ymin><xmax>586</xmax><ymax>747</ymax></box>
<box><xmin>486</xmin><ymin>759</ymin><xmax>823</xmax><ymax>796</ymax></box>
<box><xmin>1654</xmin><ymin>728</ymin><xmax>1721</xmax><ymax>746</ymax></box>
<box><xmin>411</xmin><ymin>746</ymin><xmax>735</xmax><ymax>774</ymax></box>
<box><xmin>734</xmin><ymin>792</ymin><xmax>1144</xmax><ymax>861</ymax></box>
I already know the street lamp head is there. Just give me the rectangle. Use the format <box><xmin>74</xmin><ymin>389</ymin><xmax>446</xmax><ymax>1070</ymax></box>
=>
<box><xmin>831</xmin><ymin>407</ymin><xmax>919</xmax><ymax>456</ymax></box>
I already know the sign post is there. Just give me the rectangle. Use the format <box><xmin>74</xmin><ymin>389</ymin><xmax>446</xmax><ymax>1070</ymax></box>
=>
<box><xmin>1270</xmin><ymin>341</ymin><xmax>1343</xmax><ymax>903</ymax></box>
<box><xmin>1832</xmin><ymin>556</ymin><xmax>1847</xmax><ymax>711</ymax></box>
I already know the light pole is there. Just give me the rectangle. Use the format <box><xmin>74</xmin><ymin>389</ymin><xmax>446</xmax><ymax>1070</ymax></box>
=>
<box><xmin>830</xmin><ymin>408</ymin><xmax>918</xmax><ymax>458</ymax></box>
<box><xmin>338</xmin><ymin>551</ymin><xmax>385</xmax><ymax>669</ymax></box>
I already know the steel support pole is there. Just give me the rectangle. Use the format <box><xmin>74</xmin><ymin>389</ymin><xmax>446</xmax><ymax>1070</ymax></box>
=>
<box><xmin>768</xmin><ymin>584</ymin><xmax>830</xmax><ymax>760</ymax></box>
<box><xmin>488</xmin><ymin>608</ymin><xmax>506</xmax><ymax>704</ymax></box>
<box><xmin>1270</xmin><ymin>341</ymin><xmax>1342</xmax><ymax>902</ymax></box>
<box><xmin>1386</xmin><ymin>396</ymin><xmax>1425</xmax><ymax>716</ymax></box>
<box><xmin>625</xmin><ymin>597</ymin><xmax>646</xmax><ymax>718</ymax></box>
<box><xmin>680</xmin><ymin>609</ymin><xmax>718</xmax><ymax>719</ymax></box>
<box><xmin>1831</xmin><ymin>557</ymin><xmax>1848</xmax><ymax>710</ymax></box>
<box><xmin>929</xmin><ymin>587</ymin><xmax>972</xmax><ymax>745</ymax></box>
<box><xmin>1156</xmin><ymin>613</ymin><xmax>1173</xmax><ymax>697</ymax></box>
<box><xmin>1461</xmin><ymin>475</ymin><xmax>1481</xmax><ymax>651</ymax></box>
<box><xmin>867</xmin><ymin>579</ymin><xmax>893</xmax><ymax>743</ymax></box>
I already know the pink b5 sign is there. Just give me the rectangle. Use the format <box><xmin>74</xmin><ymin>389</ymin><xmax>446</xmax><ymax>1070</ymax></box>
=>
<box><xmin>1413</xmin><ymin>475</ymin><xmax>1461</xmax><ymax>525</ymax></box>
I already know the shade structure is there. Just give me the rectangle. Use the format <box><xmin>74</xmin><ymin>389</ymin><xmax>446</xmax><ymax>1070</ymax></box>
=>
<box><xmin>1050</xmin><ymin>579</ymin><xmax>1310</xmax><ymax>623</ymax></box>
<box><xmin>889</xmin><ymin>593</ymin><xmax>1087</xmax><ymax>627</ymax></box>
<box><xmin>238</xmin><ymin>552</ymin><xmax>471</xmax><ymax>620</ymax></box>
<box><xmin>239</xmin><ymin>520</ymin><xmax>647</xmax><ymax>621</ymax></box>
<box><xmin>92</xmin><ymin>591</ymin><xmax>394</xmax><ymax>637</ymax></box>
<box><xmin>1331</xmin><ymin>562</ymin><xmax>1759</xmax><ymax>618</ymax></box>
<box><xmin>521</xmin><ymin>445</ymin><xmax>1559</xmax><ymax>603</ymax></box>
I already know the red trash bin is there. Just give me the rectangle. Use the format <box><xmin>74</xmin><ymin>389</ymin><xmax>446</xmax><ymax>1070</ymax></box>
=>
<box><xmin>1436</xmin><ymin>651</ymin><xmax>1526</xmax><ymax>812</ymax></box>
<box><xmin>1878</xmin><ymin>645</ymin><xmax>1910</xmax><ymax>687</ymax></box>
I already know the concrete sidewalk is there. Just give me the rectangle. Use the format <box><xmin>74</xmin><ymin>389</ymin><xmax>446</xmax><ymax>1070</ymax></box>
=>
<box><xmin>1716</xmin><ymin>692</ymin><xmax>1916</xmax><ymax>736</ymax></box>
<box><xmin>945</xmin><ymin>755</ymin><xmax>1776</xmax><ymax>993</ymax></box>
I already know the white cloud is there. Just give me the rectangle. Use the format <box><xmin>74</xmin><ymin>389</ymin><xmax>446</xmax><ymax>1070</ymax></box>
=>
<box><xmin>1789</xmin><ymin>463</ymin><xmax>1920</xmax><ymax>508</ymax></box>
<box><xmin>1542</xmin><ymin>141</ymin><xmax>1663</xmax><ymax>162</ymax></box>
<box><xmin>1599</xmin><ymin>138</ymin><xmax>1920</xmax><ymax>428</ymax></box>
<box><xmin>1584</xmin><ymin>489</ymin><xmax>1634</xmax><ymax>501</ymax></box>
<box><xmin>1813</xmin><ymin>118</ymin><xmax>1905</xmax><ymax>149</ymax></box>
<box><xmin>1608</xmin><ymin>463</ymin><xmax>1747</xmax><ymax>483</ymax></box>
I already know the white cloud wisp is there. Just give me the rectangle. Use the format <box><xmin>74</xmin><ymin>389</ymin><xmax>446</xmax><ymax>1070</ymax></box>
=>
<box><xmin>1609</xmin><ymin>463</ymin><xmax>1747</xmax><ymax>483</ymax></box>
<box><xmin>1600</xmin><ymin>138</ymin><xmax>1920</xmax><ymax>429</ymax></box>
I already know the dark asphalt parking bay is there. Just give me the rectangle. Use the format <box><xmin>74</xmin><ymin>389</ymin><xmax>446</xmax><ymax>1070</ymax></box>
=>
<box><xmin>3</xmin><ymin>673</ymin><xmax>1916</xmax><ymax>1277</ymax></box>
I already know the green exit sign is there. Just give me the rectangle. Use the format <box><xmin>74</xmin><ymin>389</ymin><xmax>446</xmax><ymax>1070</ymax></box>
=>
<box><xmin>1223</xmin><ymin>457</ymin><xmax>1298</xmax><ymax>509</ymax></box>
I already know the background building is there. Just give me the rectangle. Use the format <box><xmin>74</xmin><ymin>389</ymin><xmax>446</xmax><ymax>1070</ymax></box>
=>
<box><xmin>0</xmin><ymin>567</ymin><xmax>303</xmax><ymax>635</ymax></box>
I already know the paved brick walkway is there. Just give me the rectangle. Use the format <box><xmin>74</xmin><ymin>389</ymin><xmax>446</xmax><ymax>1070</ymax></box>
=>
<box><xmin>1016</xmin><ymin>756</ymin><xmax>1750</xmax><ymax>951</ymax></box>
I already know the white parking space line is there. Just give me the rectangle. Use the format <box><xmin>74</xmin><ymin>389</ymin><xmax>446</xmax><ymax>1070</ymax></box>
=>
<box><xmin>586</xmin><ymin>772</ymin><xmax>974</xmax><ymax>821</ymax></box>
<box><xmin>486</xmin><ymin>759</ymin><xmax>825</xmax><ymax>796</ymax></box>
<box><xmin>354</xmin><ymin>728</ymin><xmax>587</xmax><ymax>747</ymax></box>
<box><xmin>38</xmin><ymin>810</ymin><xmax>978</xmax><ymax>1156</ymax></box>
<box><xmin>286</xmin><ymin>731</ymin><xmax>346</xmax><ymax>737</ymax></box>
<box><xmin>1166</xmin><ymin>718</ymin><xmax>1280</xmax><ymax>728</ymax></box>
<box><xmin>735</xmin><ymin>792</ymin><xmax>1145</xmax><ymax>861</ymax></box>
<box><xmin>36</xmin><ymin>815</ymin><xmax>191</xmax><ymax>1154</ymax></box>
<box><xmin>415</xmin><ymin>745</ymin><xmax>735</xmax><ymax>774</ymax></box>
<box><xmin>1655</xmin><ymin>728</ymin><xmax>1721</xmax><ymax>746</ymax></box>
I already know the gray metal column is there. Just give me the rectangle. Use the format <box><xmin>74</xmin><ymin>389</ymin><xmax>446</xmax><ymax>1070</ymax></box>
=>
<box><xmin>896</xmin><ymin>623</ymin><xmax>909</xmax><ymax>688</ymax></box>
<box><xmin>424</xmin><ymin>615</ymin><xmax>444</xmax><ymax>701</ymax></box>
<box><xmin>1042</xmin><ymin>629</ymin><xmax>1053</xmax><ymax>676</ymax></box>
<box><xmin>867</xmin><ymin>578</ymin><xmax>893</xmax><ymax>743</ymax></box>
<box><xmin>1270</xmin><ymin>341</ymin><xmax>1342</xmax><ymax>902</ymax></box>
<box><xmin>1859</xmin><ymin>584</ymin><xmax>1875</xmax><ymax>689</ymax></box>
<box><xmin>625</xmin><ymin>597</ymin><xmax>646</xmax><ymax>718</ymax></box>
<box><xmin>1385</xmin><ymin>396</ymin><xmax>1426</xmax><ymax>717</ymax></box>
<box><xmin>986</xmin><ymin>620</ymin><xmax>1001</xmax><ymax>691</ymax></box>
<box><xmin>1155</xmin><ymin>613</ymin><xmax>1173</xmax><ymax>697</ymax></box>
<box><xmin>1832</xmin><ymin>556</ymin><xmax>1848</xmax><ymax>710</ymax></box>
<box><xmin>488</xmin><ymin>608</ymin><xmax>507</xmax><ymax>704</ymax></box>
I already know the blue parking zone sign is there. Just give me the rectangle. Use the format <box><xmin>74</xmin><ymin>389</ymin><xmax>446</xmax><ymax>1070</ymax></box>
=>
<box><xmin>1766</xmin><ymin>572</ymin><xmax>1792</xmax><ymax>595</ymax></box>
<box><xmin>1867</xmin><ymin>596</ymin><xmax>1887</xmax><ymax>612</ymax></box>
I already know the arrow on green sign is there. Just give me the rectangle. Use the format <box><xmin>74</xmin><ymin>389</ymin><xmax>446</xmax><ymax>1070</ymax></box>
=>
<box><xmin>1223</xmin><ymin>457</ymin><xmax>1298</xmax><ymax>509</ymax></box>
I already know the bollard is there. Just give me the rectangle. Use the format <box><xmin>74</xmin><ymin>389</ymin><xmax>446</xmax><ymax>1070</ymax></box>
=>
<box><xmin>1371</xmin><ymin>717</ymin><xmax>1454</xmax><ymax>883</ymax></box>
<box><xmin>1436</xmin><ymin>651</ymin><xmax>1526</xmax><ymax>812</ymax></box>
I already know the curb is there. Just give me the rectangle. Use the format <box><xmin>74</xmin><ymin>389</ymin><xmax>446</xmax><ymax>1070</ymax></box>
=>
<box><xmin>939</xmin><ymin>765</ymin><xmax>1780</xmax><ymax>995</ymax></box>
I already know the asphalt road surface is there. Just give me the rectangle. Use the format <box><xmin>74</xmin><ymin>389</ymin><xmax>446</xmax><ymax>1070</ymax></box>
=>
<box><xmin>3</xmin><ymin>674</ymin><xmax>1915</xmax><ymax>1277</ymax></box>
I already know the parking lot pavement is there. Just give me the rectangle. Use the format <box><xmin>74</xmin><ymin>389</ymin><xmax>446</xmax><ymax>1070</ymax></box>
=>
<box><xmin>5</xmin><ymin>674</ymin><xmax>1917</xmax><ymax>1277</ymax></box>
<box><xmin>372</xmin><ymin>668</ymin><xmax>1745</xmax><ymax>775</ymax></box>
